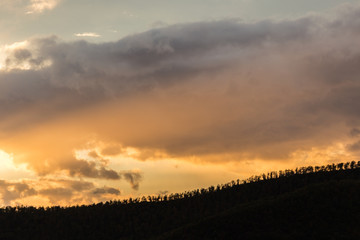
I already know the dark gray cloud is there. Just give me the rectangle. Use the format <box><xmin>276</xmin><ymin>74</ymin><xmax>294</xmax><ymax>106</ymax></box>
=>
<box><xmin>350</xmin><ymin>128</ymin><xmax>360</xmax><ymax>137</ymax></box>
<box><xmin>347</xmin><ymin>141</ymin><xmax>360</xmax><ymax>152</ymax></box>
<box><xmin>52</xmin><ymin>179</ymin><xmax>95</xmax><ymax>192</ymax></box>
<box><xmin>92</xmin><ymin>187</ymin><xmax>121</xmax><ymax>195</ymax></box>
<box><xmin>123</xmin><ymin>171</ymin><xmax>143</xmax><ymax>190</ymax></box>
<box><xmin>63</xmin><ymin>159</ymin><xmax>121</xmax><ymax>180</ymax></box>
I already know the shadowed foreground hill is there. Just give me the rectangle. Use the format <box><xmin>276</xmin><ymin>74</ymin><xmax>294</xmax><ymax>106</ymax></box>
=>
<box><xmin>0</xmin><ymin>161</ymin><xmax>359</xmax><ymax>240</ymax></box>
<box><xmin>158</xmin><ymin>180</ymin><xmax>360</xmax><ymax>239</ymax></box>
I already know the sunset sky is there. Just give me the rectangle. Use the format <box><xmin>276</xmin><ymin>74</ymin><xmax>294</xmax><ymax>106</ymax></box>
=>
<box><xmin>1</xmin><ymin>0</ymin><xmax>360</xmax><ymax>206</ymax></box>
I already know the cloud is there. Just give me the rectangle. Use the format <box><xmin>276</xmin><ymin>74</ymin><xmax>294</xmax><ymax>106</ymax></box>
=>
<box><xmin>100</xmin><ymin>144</ymin><xmax>123</xmax><ymax>156</ymax></box>
<box><xmin>151</xmin><ymin>21</ymin><xmax>169</xmax><ymax>28</ymax></box>
<box><xmin>1</xmin><ymin>3</ymin><xmax>360</xmax><ymax>194</ymax></box>
<box><xmin>27</xmin><ymin>0</ymin><xmax>62</xmax><ymax>14</ymax></box>
<box><xmin>121</xmin><ymin>10</ymin><xmax>136</xmax><ymax>18</ymax></box>
<box><xmin>39</xmin><ymin>187</ymin><xmax>73</xmax><ymax>203</ymax></box>
<box><xmin>347</xmin><ymin>141</ymin><xmax>360</xmax><ymax>152</ymax></box>
<box><xmin>62</xmin><ymin>159</ymin><xmax>121</xmax><ymax>180</ymax></box>
<box><xmin>123</xmin><ymin>171</ymin><xmax>143</xmax><ymax>190</ymax></box>
<box><xmin>350</xmin><ymin>128</ymin><xmax>360</xmax><ymax>137</ymax></box>
<box><xmin>92</xmin><ymin>187</ymin><xmax>121</xmax><ymax>195</ymax></box>
<box><xmin>0</xmin><ymin>180</ymin><xmax>37</xmax><ymax>205</ymax></box>
<box><xmin>75</xmin><ymin>32</ymin><xmax>101</xmax><ymax>38</ymax></box>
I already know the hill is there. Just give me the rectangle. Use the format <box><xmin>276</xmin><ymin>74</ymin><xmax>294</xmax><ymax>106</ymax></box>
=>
<box><xmin>0</xmin><ymin>161</ymin><xmax>359</xmax><ymax>240</ymax></box>
<box><xmin>158</xmin><ymin>180</ymin><xmax>360</xmax><ymax>239</ymax></box>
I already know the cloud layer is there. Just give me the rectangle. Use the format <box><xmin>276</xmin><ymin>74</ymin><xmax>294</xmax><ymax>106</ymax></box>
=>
<box><xmin>0</xmin><ymin>178</ymin><xmax>122</xmax><ymax>206</ymax></box>
<box><xmin>2</xmin><ymin>3</ymin><xmax>360</xmax><ymax>204</ymax></box>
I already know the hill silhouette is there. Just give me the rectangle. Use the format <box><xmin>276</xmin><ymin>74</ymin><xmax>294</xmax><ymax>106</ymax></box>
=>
<box><xmin>0</xmin><ymin>161</ymin><xmax>359</xmax><ymax>240</ymax></box>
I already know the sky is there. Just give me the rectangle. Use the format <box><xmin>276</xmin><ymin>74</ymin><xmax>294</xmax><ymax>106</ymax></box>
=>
<box><xmin>1</xmin><ymin>0</ymin><xmax>360</xmax><ymax>206</ymax></box>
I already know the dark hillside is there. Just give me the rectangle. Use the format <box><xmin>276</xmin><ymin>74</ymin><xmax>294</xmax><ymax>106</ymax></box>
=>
<box><xmin>0</xmin><ymin>161</ymin><xmax>359</xmax><ymax>240</ymax></box>
<box><xmin>158</xmin><ymin>180</ymin><xmax>360</xmax><ymax>239</ymax></box>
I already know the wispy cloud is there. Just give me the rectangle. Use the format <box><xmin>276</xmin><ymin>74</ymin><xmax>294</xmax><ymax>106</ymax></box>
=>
<box><xmin>122</xmin><ymin>10</ymin><xmax>136</xmax><ymax>18</ymax></box>
<box><xmin>75</xmin><ymin>32</ymin><xmax>101</xmax><ymax>38</ymax></box>
<box><xmin>27</xmin><ymin>0</ymin><xmax>62</xmax><ymax>14</ymax></box>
